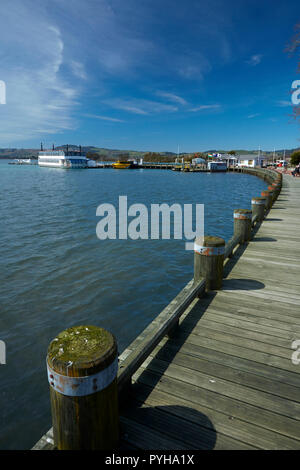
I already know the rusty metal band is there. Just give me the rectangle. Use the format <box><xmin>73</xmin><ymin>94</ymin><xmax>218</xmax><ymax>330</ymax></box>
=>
<box><xmin>194</xmin><ymin>243</ymin><xmax>225</xmax><ymax>256</ymax></box>
<box><xmin>234</xmin><ymin>213</ymin><xmax>252</xmax><ymax>220</ymax></box>
<box><xmin>47</xmin><ymin>356</ymin><xmax>118</xmax><ymax>397</ymax></box>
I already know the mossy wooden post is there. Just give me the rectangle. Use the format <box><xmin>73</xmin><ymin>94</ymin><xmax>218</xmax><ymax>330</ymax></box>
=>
<box><xmin>194</xmin><ymin>235</ymin><xmax>225</xmax><ymax>291</ymax></box>
<box><xmin>234</xmin><ymin>209</ymin><xmax>252</xmax><ymax>243</ymax></box>
<box><xmin>251</xmin><ymin>197</ymin><xmax>266</xmax><ymax>222</ymax></box>
<box><xmin>47</xmin><ymin>325</ymin><xmax>119</xmax><ymax>450</ymax></box>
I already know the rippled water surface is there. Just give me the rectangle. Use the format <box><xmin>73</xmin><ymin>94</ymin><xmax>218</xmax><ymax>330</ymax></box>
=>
<box><xmin>0</xmin><ymin>160</ymin><xmax>267</xmax><ymax>449</ymax></box>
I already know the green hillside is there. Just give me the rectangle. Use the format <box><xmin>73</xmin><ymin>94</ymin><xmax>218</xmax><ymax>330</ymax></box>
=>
<box><xmin>0</xmin><ymin>145</ymin><xmax>298</xmax><ymax>160</ymax></box>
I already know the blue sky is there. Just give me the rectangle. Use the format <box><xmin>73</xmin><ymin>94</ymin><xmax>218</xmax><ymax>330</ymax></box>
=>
<box><xmin>0</xmin><ymin>0</ymin><xmax>300</xmax><ymax>152</ymax></box>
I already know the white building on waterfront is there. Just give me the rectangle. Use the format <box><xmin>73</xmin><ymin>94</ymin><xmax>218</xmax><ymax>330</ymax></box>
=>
<box><xmin>236</xmin><ymin>154</ymin><xmax>267</xmax><ymax>168</ymax></box>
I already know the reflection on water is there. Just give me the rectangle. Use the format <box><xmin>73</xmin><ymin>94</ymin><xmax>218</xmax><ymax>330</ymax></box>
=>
<box><xmin>0</xmin><ymin>161</ymin><xmax>267</xmax><ymax>449</ymax></box>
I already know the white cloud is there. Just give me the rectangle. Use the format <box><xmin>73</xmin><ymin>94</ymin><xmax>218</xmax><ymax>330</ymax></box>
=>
<box><xmin>84</xmin><ymin>113</ymin><xmax>124</xmax><ymax>122</ymax></box>
<box><xmin>247</xmin><ymin>113</ymin><xmax>260</xmax><ymax>118</ymax></box>
<box><xmin>155</xmin><ymin>91</ymin><xmax>187</xmax><ymax>105</ymax></box>
<box><xmin>70</xmin><ymin>61</ymin><xmax>88</xmax><ymax>80</ymax></box>
<box><xmin>276</xmin><ymin>100</ymin><xmax>292</xmax><ymax>107</ymax></box>
<box><xmin>104</xmin><ymin>98</ymin><xmax>178</xmax><ymax>115</ymax></box>
<box><xmin>189</xmin><ymin>104</ymin><xmax>221</xmax><ymax>112</ymax></box>
<box><xmin>0</xmin><ymin>2</ymin><xmax>79</xmax><ymax>144</ymax></box>
<box><xmin>246</xmin><ymin>54</ymin><xmax>263</xmax><ymax>66</ymax></box>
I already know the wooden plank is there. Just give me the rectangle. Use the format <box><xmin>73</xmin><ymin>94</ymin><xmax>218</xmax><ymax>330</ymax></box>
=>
<box><xmin>184</xmin><ymin>309</ymin><xmax>296</xmax><ymax>340</ymax></box>
<box><xmin>200</xmin><ymin>305</ymin><xmax>300</xmax><ymax>335</ymax></box>
<box><xmin>225</xmin><ymin>267</ymin><xmax>300</xmax><ymax>288</ymax></box>
<box><xmin>170</xmin><ymin>327</ymin><xmax>298</xmax><ymax>374</ymax></box>
<box><xmin>180</xmin><ymin>315</ymin><xmax>293</xmax><ymax>348</ymax></box>
<box><xmin>137</xmin><ymin>357</ymin><xmax>300</xmax><ymax>420</ymax></box>
<box><xmin>147</xmin><ymin>339</ymin><xmax>300</xmax><ymax>401</ymax></box>
<box><xmin>131</xmin><ymin>382</ymin><xmax>300</xmax><ymax>449</ymax></box>
<box><xmin>205</xmin><ymin>292</ymin><xmax>300</xmax><ymax>321</ymax></box>
<box><xmin>179</xmin><ymin>324</ymin><xmax>292</xmax><ymax>359</ymax></box>
<box><xmin>133</xmin><ymin>367</ymin><xmax>300</xmax><ymax>441</ymax></box>
<box><xmin>32</xmin><ymin>428</ymin><xmax>55</xmax><ymax>450</ymax></box>
<box><xmin>120</xmin><ymin>416</ymin><xmax>196</xmax><ymax>450</ymax></box>
<box><xmin>121</xmin><ymin>399</ymin><xmax>257</xmax><ymax>450</ymax></box>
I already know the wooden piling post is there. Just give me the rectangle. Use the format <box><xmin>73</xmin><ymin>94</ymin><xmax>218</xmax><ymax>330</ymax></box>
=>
<box><xmin>47</xmin><ymin>325</ymin><xmax>119</xmax><ymax>450</ymax></box>
<box><xmin>234</xmin><ymin>209</ymin><xmax>252</xmax><ymax>243</ymax></box>
<box><xmin>271</xmin><ymin>183</ymin><xmax>280</xmax><ymax>200</ymax></box>
<box><xmin>268</xmin><ymin>189</ymin><xmax>275</xmax><ymax>204</ymax></box>
<box><xmin>194</xmin><ymin>235</ymin><xmax>225</xmax><ymax>291</ymax></box>
<box><xmin>261</xmin><ymin>190</ymin><xmax>272</xmax><ymax>210</ymax></box>
<box><xmin>251</xmin><ymin>197</ymin><xmax>266</xmax><ymax>222</ymax></box>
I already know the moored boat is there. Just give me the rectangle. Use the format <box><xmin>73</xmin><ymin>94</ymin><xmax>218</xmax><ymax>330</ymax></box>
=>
<box><xmin>112</xmin><ymin>160</ymin><xmax>131</xmax><ymax>169</ymax></box>
<box><xmin>38</xmin><ymin>147</ymin><xmax>87</xmax><ymax>168</ymax></box>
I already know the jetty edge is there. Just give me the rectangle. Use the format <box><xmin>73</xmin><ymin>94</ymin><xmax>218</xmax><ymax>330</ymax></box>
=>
<box><xmin>33</xmin><ymin>167</ymin><xmax>300</xmax><ymax>450</ymax></box>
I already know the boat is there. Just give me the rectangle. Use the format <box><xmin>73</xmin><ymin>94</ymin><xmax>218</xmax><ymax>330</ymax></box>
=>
<box><xmin>112</xmin><ymin>160</ymin><xmax>131</xmax><ymax>169</ymax></box>
<box><xmin>38</xmin><ymin>147</ymin><xmax>87</xmax><ymax>168</ymax></box>
<box><xmin>9</xmin><ymin>158</ymin><xmax>37</xmax><ymax>165</ymax></box>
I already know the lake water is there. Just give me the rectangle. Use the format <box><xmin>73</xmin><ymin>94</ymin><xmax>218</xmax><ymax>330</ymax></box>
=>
<box><xmin>0</xmin><ymin>160</ymin><xmax>267</xmax><ymax>449</ymax></box>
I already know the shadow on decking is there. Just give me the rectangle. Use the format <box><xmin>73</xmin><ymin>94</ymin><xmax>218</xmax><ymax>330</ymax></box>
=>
<box><xmin>251</xmin><ymin>236</ymin><xmax>277</xmax><ymax>242</ymax></box>
<box><xmin>120</xmin><ymin>404</ymin><xmax>217</xmax><ymax>450</ymax></box>
<box><xmin>264</xmin><ymin>218</ymin><xmax>283</xmax><ymax>222</ymax></box>
<box><xmin>222</xmin><ymin>278</ymin><xmax>265</xmax><ymax>291</ymax></box>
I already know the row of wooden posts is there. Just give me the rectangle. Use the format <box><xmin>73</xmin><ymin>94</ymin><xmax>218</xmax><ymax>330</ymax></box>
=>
<box><xmin>44</xmin><ymin>171</ymin><xmax>282</xmax><ymax>450</ymax></box>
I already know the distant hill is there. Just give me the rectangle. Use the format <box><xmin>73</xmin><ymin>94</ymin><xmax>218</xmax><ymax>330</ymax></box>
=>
<box><xmin>0</xmin><ymin>148</ymin><xmax>39</xmax><ymax>159</ymax></box>
<box><xmin>0</xmin><ymin>145</ymin><xmax>299</xmax><ymax>160</ymax></box>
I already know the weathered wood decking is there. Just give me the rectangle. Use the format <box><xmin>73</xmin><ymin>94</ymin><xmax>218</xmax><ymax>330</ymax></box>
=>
<box><xmin>118</xmin><ymin>174</ymin><xmax>300</xmax><ymax>450</ymax></box>
<box><xmin>33</xmin><ymin>172</ymin><xmax>300</xmax><ymax>451</ymax></box>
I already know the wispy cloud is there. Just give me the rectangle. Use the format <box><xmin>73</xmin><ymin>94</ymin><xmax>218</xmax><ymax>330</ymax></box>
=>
<box><xmin>84</xmin><ymin>113</ymin><xmax>124</xmax><ymax>122</ymax></box>
<box><xmin>246</xmin><ymin>54</ymin><xmax>263</xmax><ymax>66</ymax></box>
<box><xmin>247</xmin><ymin>113</ymin><xmax>260</xmax><ymax>118</ymax></box>
<box><xmin>189</xmin><ymin>104</ymin><xmax>221</xmax><ymax>112</ymax></box>
<box><xmin>104</xmin><ymin>98</ymin><xmax>178</xmax><ymax>115</ymax></box>
<box><xmin>70</xmin><ymin>60</ymin><xmax>88</xmax><ymax>80</ymax></box>
<box><xmin>276</xmin><ymin>100</ymin><xmax>292</xmax><ymax>107</ymax></box>
<box><xmin>155</xmin><ymin>91</ymin><xmax>187</xmax><ymax>105</ymax></box>
<box><xmin>0</xmin><ymin>2</ymin><xmax>80</xmax><ymax>144</ymax></box>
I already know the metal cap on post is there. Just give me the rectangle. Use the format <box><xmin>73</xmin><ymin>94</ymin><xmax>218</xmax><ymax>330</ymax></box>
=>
<box><xmin>194</xmin><ymin>235</ymin><xmax>225</xmax><ymax>291</ymax></box>
<box><xmin>234</xmin><ymin>209</ymin><xmax>252</xmax><ymax>243</ymax></box>
<box><xmin>251</xmin><ymin>197</ymin><xmax>266</xmax><ymax>222</ymax></box>
<box><xmin>47</xmin><ymin>325</ymin><xmax>119</xmax><ymax>450</ymax></box>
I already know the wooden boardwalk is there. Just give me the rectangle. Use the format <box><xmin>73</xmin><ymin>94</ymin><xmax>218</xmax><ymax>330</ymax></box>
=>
<box><xmin>119</xmin><ymin>174</ymin><xmax>300</xmax><ymax>450</ymax></box>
